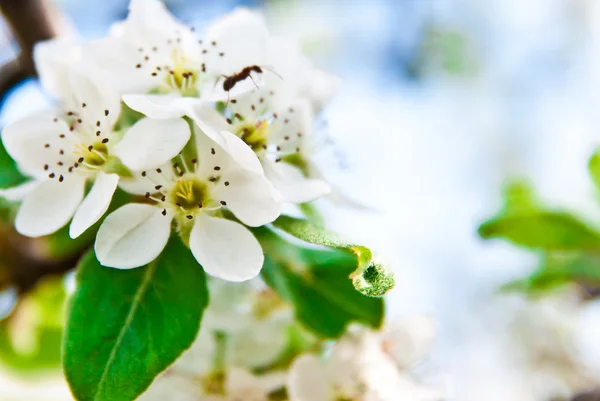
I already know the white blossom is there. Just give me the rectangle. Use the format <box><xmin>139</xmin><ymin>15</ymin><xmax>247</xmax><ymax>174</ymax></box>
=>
<box><xmin>81</xmin><ymin>0</ymin><xmax>269</xmax><ymax>118</ymax></box>
<box><xmin>177</xmin><ymin>279</ymin><xmax>293</xmax><ymax>372</ymax></box>
<box><xmin>185</xmin><ymin>36</ymin><xmax>333</xmax><ymax>204</ymax></box>
<box><xmin>137</xmin><ymin>279</ymin><xmax>292</xmax><ymax>401</ymax></box>
<box><xmin>288</xmin><ymin>322</ymin><xmax>443</xmax><ymax>401</ymax></box>
<box><xmin>137</xmin><ymin>367</ymin><xmax>285</xmax><ymax>401</ymax></box>
<box><xmin>95</xmin><ymin>119</ymin><xmax>282</xmax><ymax>281</ymax></box>
<box><xmin>1</xmin><ymin>70</ymin><xmax>189</xmax><ymax>238</ymax></box>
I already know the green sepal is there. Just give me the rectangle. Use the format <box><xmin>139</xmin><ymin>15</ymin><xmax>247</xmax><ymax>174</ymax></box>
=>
<box><xmin>257</xmin><ymin>226</ymin><xmax>384</xmax><ymax>338</ymax></box>
<box><xmin>271</xmin><ymin>215</ymin><xmax>395</xmax><ymax>297</ymax></box>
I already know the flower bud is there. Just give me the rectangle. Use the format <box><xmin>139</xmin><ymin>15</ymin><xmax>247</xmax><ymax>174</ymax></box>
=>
<box><xmin>351</xmin><ymin>261</ymin><xmax>395</xmax><ymax>297</ymax></box>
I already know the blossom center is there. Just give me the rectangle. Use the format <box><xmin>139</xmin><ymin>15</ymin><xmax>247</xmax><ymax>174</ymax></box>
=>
<box><xmin>167</xmin><ymin>176</ymin><xmax>209</xmax><ymax>213</ymax></box>
<box><xmin>76</xmin><ymin>141</ymin><xmax>109</xmax><ymax>169</ymax></box>
<box><xmin>163</xmin><ymin>49</ymin><xmax>199</xmax><ymax>96</ymax></box>
<box><xmin>237</xmin><ymin>121</ymin><xmax>270</xmax><ymax>154</ymax></box>
<box><xmin>200</xmin><ymin>371</ymin><xmax>225</xmax><ymax>395</ymax></box>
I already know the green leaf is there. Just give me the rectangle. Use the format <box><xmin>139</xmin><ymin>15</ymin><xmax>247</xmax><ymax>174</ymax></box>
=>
<box><xmin>501</xmin><ymin>179</ymin><xmax>538</xmax><ymax>215</ymax></box>
<box><xmin>63</xmin><ymin>236</ymin><xmax>208</xmax><ymax>401</ymax></box>
<box><xmin>272</xmin><ymin>215</ymin><xmax>395</xmax><ymax>297</ymax></box>
<box><xmin>0</xmin><ymin>139</ymin><xmax>26</xmax><ymax>189</ymax></box>
<box><xmin>0</xmin><ymin>277</ymin><xmax>66</xmax><ymax>375</ymax></box>
<box><xmin>298</xmin><ymin>202</ymin><xmax>325</xmax><ymax>227</ymax></box>
<box><xmin>590</xmin><ymin>150</ymin><xmax>600</xmax><ymax>193</ymax></box>
<box><xmin>478</xmin><ymin>212</ymin><xmax>600</xmax><ymax>250</ymax></box>
<box><xmin>258</xmin><ymin>227</ymin><xmax>384</xmax><ymax>338</ymax></box>
<box><xmin>502</xmin><ymin>253</ymin><xmax>600</xmax><ymax>295</ymax></box>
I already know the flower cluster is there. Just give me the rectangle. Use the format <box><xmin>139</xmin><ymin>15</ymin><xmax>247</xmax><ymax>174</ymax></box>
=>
<box><xmin>1</xmin><ymin>0</ymin><xmax>340</xmax><ymax>282</ymax></box>
<box><xmin>137</xmin><ymin>279</ymin><xmax>442</xmax><ymax>401</ymax></box>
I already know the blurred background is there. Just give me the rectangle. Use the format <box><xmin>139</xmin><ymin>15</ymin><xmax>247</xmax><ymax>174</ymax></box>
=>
<box><xmin>3</xmin><ymin>0</ymin><xmax>600</xmax><ymax>400</ymax></box>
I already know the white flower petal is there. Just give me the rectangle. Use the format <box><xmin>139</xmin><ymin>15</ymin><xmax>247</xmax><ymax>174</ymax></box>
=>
<box><xmin>125</xmin><ymin>0</ymin><xmax>193</xmax><ymax>49</ymax></box>
<box><xmin>69</xmin><ymin>172</ymin><xmax>119</xmax><ymax>239</ymax></box>
<box><xmin>33</xmin><ymin>38</ymin><xmax>81</xmax><ymax>101</ymax></box>
<box><xmin>188</xmin><ymin>106</ymin><xmax>263</xmax><ymax>174</ymax></box>
<box><xmin>118</xmin><ymin>175</ymin><xmax>156</xmax><ymax>196</ymax></box>
<box><xmin>214</xmin><ymin>169</ymin><xmax>282</xmax><ymax>227</ymax></box>
<box><xmin>95</xmin><ymin>203</ymin><xmax>171</xmax><ymax>269</ymax></box>
<box><xmin>15</xmin><ymin>176</ymin><xmax>85</xmax><ymax>237</ymax></box>
<box><xmin>383</xmin><ymin>315</ymin><xmax>437</xmax><ymax>369</ymax></box>
<box><xmin>189</xmin><ymin>214</ymin><xmax>263</xmax><ymax>282</ymax></box>
<box><xmin>0</xmin><ymin>180</ymin><xmax>38</xmax><ymax>201</ymax></box>
<box><xmin>225</xmin><ymin>368</ymin><xmax>265</xmax><ymax>394</ymax></box>
<box><xmin>263</xmin><ymin>159</ymin><xmax>330</xmax><ymax>203</ymax></box>
<box><xmin>115</xmin><ymin>117</ymin><xmax>190</xmax><ymax>171</ymax></box>
<box><xmin>122</xmin><ymin>94</ymin><xmax>191</xmax><ymax>119</ymax></box>
<box><xmin>2</xmin><ymin>111</ymin><xmax>69</xmax><ymax>175</ymax></box>
<box><xmin>204</xmin><ymin>8</ymin><xmax>269</xmax><ymax>75</ymax></box>
<box><xmin>287</xmin><ymin>355</ymin><xmax>330</xmax><ymax>401</ymax></box>
<box><xmin>67</xmin><ymin>68</ymin><xmax>121</xmax><ymax>127</ymax></box>
<box><xmin>80</xmin><ymin>37</ymin><xmax>152</xmax><ymax>93</ymax></box>
<box><xmin>302</xmin><ymin>68</ymin><xmax>341</xmax><ymax>113</ymax></box>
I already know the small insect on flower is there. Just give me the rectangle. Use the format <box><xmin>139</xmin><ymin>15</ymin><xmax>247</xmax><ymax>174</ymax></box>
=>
<box><xmin>217</xmin><ymin>65</ymin><xmax>282</xmax><ymax>106</ymax></box>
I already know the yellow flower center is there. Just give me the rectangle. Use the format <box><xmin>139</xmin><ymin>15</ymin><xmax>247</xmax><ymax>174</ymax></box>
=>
<box><xmin>74</xmin><ymin>141</ymin><xmax>109</xmax><ymax>169</ymax></box>
<box><xmin>237</xmin><ymin>120</ymin><xmax>270</xmax><ymax>154</ymax></box>
<box><xmin>168</xmin><ymin>176</ymin><xmax>210</xmax><ymax>213</ymax></box>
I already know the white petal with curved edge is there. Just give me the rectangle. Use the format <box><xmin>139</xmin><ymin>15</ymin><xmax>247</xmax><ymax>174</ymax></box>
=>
<box><xmin>115</xmin><ymin>117</ymin><xmax>190</xmax><ymax>171</ymax></box>
<box><xmin>68</xmin><ymin>68</ymin><xmax>121</xmax><ymax>127</ymax></box>
<box><xmin>263</xmin><ymin>159</ymin><xmax>330</xmax><ymax>203</ymax></box>
<box><xmin>0</xmin><ymin>180</ymin><xmax>38</xmax><ymax>201</ymax></box>
<box><xmin>118</xmin><ymin>175</ymin><xmax>156</xmax><ymax>196</ymax></box>
<box><xmin>189</xmin><ymin>214</ymin><xmax>263</xmax><ymax>282</ymax></box>
<box><xmin>2</xmin><ymin>111</ymin><xmax>69</xmax><ymax>175</ymax></box>
<box><xmin>15</xmin><ymin>176</ymin><xmax>85</xmax><ymax>237</ymax></box>
<box><xmin>95</xmin><ymin>203</ymin><xmax>171</xmax><ymax>269</ymax></box>
<box><xmin>122</xmin><ymin>94</ymin><xmax>195</xmax><ymax>119</ymax></box>
<box><xmin>188</xmin><ymin>106</ymin><xmax>263</xmax><ymax>174</ymax></box>
<box><xmin>69</xmin><ymin>172</ymin><xmax>119</xmax><ymax>239</ymax></box>
<box><xmin>204</xmin><ymin>8</ymin><xmax>269</xmax><ymax>75</ymax></box>
<box><xmin>287</xmin><ymin>355</ymin><xmax>330</xmax><ymax>401</ymax></box>
<box><xmin>33</xmin><ymin>38</ymin><xmax>81</xmax><ymax>101</ymax></box>
<box><xmin>214</xmin><ymin>170</ymin><xmax>282</xmax><ymax>227</ymax></box>
<box><xmin>81</xmin><ymin>37</ymin><xmax>152</xmax><ymax>93</ymax></box>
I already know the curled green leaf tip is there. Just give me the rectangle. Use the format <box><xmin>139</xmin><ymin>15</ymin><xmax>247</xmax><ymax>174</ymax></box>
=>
<box><xmin>351</xmin><ymin>262</ymin><xmax>395</xmax><ymax>297</ymax></box>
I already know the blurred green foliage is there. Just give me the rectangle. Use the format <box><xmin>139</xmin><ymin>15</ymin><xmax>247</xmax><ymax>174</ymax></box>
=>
<box><xmin>0</xmin><ymin>277</ymin><xmax>66</xmax><ymax>375</ymax></box>
<box><xmin>479</xmin><ymin>157</ymin><xmax>600</xmax><ymax>296</ymax></box>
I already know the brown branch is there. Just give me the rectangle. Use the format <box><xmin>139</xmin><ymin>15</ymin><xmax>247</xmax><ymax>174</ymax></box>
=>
<box><xmin>0</xmin><ymin>0</ymin><xmax>82</xmax><ymax>296</ymax></box>
<box><xmin>572</xmin><ymin>390</ymin><xmax>600</xmax><ymax>401</ymax></box>
<box><xmin>0</xmin><ymin>0</ymin><xmax>65</xmax><ymax>100</ymax></box>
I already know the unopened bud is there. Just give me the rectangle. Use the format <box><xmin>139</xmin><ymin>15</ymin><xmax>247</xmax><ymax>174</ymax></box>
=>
<box><xmin>351</xmin><ymin>262</ymin><xmax>395</xmax><ymax>297</ymax></box>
